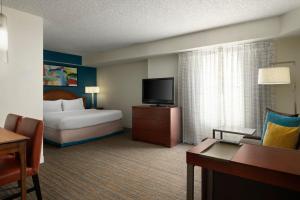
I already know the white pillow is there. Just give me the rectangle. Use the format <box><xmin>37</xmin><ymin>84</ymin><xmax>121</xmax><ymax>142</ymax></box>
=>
<box><xmin>43</xmin><ymin>100</ymin><xmax>62</xmax><ymax>113</ymax></box>
<box><xmin>62</xmin><ymin>98</ymin><xmax>84</xmax><ymax>111</ymax></box>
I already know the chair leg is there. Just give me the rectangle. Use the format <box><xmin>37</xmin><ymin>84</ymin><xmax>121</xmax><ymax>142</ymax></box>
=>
<box><xmin>32</xmin><ymin>174</ymin><xmax>42</xmax><ymax>200</ymax></box>
<box><xmin>17</xmin><ymin>180</ymin><xmax>21</xmax><ymax>188</ymax></box>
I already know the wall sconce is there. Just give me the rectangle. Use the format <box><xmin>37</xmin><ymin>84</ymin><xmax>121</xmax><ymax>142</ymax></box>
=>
<box><xmin>0</xmin><ymin>0</ymin><xmax>8</xmax><ymax>63</ymax></box>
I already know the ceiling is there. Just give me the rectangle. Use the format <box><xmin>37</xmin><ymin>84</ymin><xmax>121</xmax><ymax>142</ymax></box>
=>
<box><xmin>4</xmin><ymin>0</ymin><xmax>300</xmax><ymax>55</ymax></box>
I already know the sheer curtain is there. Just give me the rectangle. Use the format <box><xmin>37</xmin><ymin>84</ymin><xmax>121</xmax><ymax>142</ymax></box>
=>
<box><xmin>178</xmin><ymin>41</ymin><xmax>274</xmax><ymax>144</ymax></box>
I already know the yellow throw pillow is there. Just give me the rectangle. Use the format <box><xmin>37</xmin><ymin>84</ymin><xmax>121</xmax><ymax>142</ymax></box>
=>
<box><xmin>263</xmin><ymin>122</ymin><xmax>300</xmax><ymax>149</ymax></box>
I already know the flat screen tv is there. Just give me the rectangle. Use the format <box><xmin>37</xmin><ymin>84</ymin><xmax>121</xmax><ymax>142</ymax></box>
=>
<box><xmin>142</xmin><ymin>77</ymin><xmax>174</xmax><ymax>105</ymax></box>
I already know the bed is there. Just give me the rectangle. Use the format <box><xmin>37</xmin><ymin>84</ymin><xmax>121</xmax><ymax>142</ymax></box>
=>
<box><xmin>43</xmin><ymin>90</ymin><xmax>123</xmax><ymax>147</ymax></box>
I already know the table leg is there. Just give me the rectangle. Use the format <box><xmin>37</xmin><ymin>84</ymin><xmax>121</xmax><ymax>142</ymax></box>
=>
<box><xmin>213</xmin><ymin>130</ymin><xmax>215</xmax><ymax>139</ymax></box>
<box><xmin>19</xmin><ymin>141</ymin><xmax>27</xmax><ymax>200</ymax></box>
<box><xmin>187</xmin><ymin>164</ymin><xmax>194</xmax><ymax>200</ymax></box>
<box><xmin>202</xmin><ymin>168</ymin><xmax>208</xmax><ymax>200</ymax></box>
<box><xmin>220</xmin><ymin>131</ymin><xmax>223</xmax><ymax>140</ymax></box>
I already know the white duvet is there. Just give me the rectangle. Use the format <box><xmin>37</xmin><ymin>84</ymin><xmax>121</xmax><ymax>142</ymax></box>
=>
<box><xmin>43</xmin><ymin>109</ymin><xmax>122</xmax><ymax>130</ymax></box>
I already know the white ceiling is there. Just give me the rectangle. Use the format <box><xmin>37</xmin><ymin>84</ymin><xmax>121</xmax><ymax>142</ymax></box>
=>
<box><xmin>4</xmin><ymin>0</ymin><xmax>300</xmax><ymax>55</ymax></box>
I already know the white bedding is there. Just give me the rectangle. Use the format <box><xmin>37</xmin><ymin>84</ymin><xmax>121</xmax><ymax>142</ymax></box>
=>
<box><xmin>43</xmin><ymin>109</ymin><xmax>122</xmax><ymax>130</ymax></box>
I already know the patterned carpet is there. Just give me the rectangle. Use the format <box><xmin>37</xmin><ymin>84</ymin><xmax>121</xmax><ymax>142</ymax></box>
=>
<box><xmin>0</xmin><ymin>131</ymin><xmax>201</xmax><ymax>200</ymax></box>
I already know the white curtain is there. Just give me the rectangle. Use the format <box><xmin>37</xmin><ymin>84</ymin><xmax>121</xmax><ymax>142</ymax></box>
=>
<box><xmin>178</xmin><ymin>41</ymin><xmax>274</xmax><ymax>144</ymax></box>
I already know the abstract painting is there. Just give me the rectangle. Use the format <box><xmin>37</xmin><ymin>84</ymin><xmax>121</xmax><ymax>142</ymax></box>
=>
<box><xmin>43</xmin><ymin>65</ymin><xmax>78</xmax><ymax>86</ymax></box>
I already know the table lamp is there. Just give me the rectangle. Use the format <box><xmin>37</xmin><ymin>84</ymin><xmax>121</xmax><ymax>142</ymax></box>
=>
<box><xmin>85</xmin><ymin>86</ymin><xmax>100</xmax><ymax>108</ymax></box>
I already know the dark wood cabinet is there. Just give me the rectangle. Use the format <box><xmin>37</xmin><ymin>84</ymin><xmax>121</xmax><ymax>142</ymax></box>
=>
<box><xmin>132</xmin><ymin>106</ymin><xmax>181</xmax><ymax>147</ymax></box>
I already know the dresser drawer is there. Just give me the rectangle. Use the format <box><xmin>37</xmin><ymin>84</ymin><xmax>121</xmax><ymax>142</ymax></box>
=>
<box><xmin>133</xmin><ymin>108</ymin><xmax>170</xmax><ymax>120</ymax></box>
<box><xmin>133</xmin><ymin>118</ymin><xmax>170</xmax><ymax>132</ymax></box>
<box><xmin>132</xmin><ymin>127</ymin><xmax>169</xmax><ymax>146</ymax></box>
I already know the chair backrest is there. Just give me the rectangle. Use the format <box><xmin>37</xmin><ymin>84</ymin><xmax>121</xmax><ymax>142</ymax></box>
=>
<box><xmin>16</xmin><ymin>117</ymin><xmax>44</xmax><ymax>172</ymax></box>
<box><xmin>4</xmin><ymin>114</ymin><xmax>22</xmax><ymax>132</ymax></box>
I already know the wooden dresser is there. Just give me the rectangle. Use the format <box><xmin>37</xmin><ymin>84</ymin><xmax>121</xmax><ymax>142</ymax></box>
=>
<box><xmin>132</xmin><ymin>106</ymin><xmax>181</xmax><ymax>147</ymax></box>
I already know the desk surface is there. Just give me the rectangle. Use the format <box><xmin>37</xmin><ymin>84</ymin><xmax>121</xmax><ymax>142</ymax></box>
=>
<box><xmin>233</xmin><ymin>143</ymin><xmax>300</xmax><ymax>176</ymax></box>
<box><xmin>187</xmin><ymin>139</ymin><xmax>300</xmax><ymax>191</ymax></box>
<box><xmin>188</xmin><ymin>139</ymin><xmax>300</xmax><ymax>176</ymax></box>
<box><xmin>200</xmin><ymin>142</ymin><xmax>240</xmax><ymax>161</ymax></box>
<box><xmin>0</xmin><ymin>128</ymin><xmax>28</xmax><ymax>144</ymax></box>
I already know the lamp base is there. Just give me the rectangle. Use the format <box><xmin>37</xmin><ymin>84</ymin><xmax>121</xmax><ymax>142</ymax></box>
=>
<box><xmin>91</xmin><ymin>93</ymin><xmax>95</xmax><ymax>109</ymax></box>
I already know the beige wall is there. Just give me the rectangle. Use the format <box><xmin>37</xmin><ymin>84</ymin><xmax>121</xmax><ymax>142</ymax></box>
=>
<box><xmin>148</xmin><ymin>54</ymin><xmax>178</xmax><ymax>104</ymax></box>
<box><xmin>97</xmin><ymin>61</ymin><xmax>148</xmax><ymax>128</ymax></box>
<box><xmin>97</xmin><ymin>55</ymin><xmax>178</xmax><ymax>128</ymax></box>
<box><xmin>274</xmin><ymin>36</ymin><xmax>300</xmax><ymax>114</ymax></box>
<box><xmin>0</xmin><ymin>7</ymin><xmax>43</xmax><ymax>125</ymax></box>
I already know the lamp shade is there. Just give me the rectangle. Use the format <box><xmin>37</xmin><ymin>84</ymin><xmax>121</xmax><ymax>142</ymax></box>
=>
<box><xmin>85</xmin><ymin>86</ymin><xmax>100</xmax><ymax>93</ymax></box>
<box><xmin>0</xmin><ymin>13</ymin><xmax>8</xmax><ymax>63</ymax></box>
<box><xmin>0</xmin><ymin>13</ymin><xmax>8</xmax><ymax>51</ymax></box>
<box><xmin>258</xmin><ymin>67</ymin><xmax>291</xmax><ymax>85</ymax></box>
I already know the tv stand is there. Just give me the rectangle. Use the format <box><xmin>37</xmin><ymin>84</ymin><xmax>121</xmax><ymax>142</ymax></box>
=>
<box><xmin>132</xmin><ymin>105</ymin><xmax>181</xmax><ymax>147</ymax></box>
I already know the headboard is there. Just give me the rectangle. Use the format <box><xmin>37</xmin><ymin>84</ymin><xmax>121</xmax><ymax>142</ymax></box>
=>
<box><xmin>43</xmin><ymin>90</ymin><xmax>86</xmax><ymax>108</ymax></box>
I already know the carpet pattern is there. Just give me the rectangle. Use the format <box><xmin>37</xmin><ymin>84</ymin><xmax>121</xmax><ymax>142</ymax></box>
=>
<box><xmin>0</xmin><ymin>131</ymin><xmax>201</xmax><ymax>200</ymax></box>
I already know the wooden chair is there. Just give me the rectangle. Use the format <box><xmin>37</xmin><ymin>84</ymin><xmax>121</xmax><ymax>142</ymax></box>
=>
<box><xmin>4</xmin><ymin>114</ymin><xmax>22</xmax><ymax>132</ymax></box>
<box><xmin>0</xmin><ymin>117</ymin><xmax>44</xmax><ymax>200</ymax></box>
<box><xmin>2</xmin><ymin>114</ymin><xmax>23</xmax><ymax>160</ymax></box>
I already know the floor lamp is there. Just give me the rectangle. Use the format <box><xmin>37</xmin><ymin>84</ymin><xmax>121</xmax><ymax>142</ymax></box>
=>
<box><xmin>258</xmin><ymin>61</ymin><xmax>297</xmax><ymax>114</ymax></box>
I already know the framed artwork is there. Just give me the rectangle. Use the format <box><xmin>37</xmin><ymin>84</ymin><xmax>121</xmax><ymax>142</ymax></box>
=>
<box><xmin>43</xmin><ymin>65</ymin><xmax>78</xmax><ymax>86</ymax></box>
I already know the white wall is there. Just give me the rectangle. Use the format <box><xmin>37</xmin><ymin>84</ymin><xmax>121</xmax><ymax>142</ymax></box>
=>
<box><xmin>280</xmin><ymin>7</ymin><xmax>300</xmax><ymax>36</ymax></box>
<box><xmin>148</xmin><ymin>54</ymin><xmax>178</xmax><ymax>104</ymax></box>
<box><xmin>0</xmin><ymin>7</ymin><xmax>43</xmax><ymax>125</ymax></box>
<box><xmin>84</xmin><ymin>7</ymin><xmax>300</xmax><ymax>67</ymax></box>
<box><xmin>273</xmin><ymin>36</ymin><xmax>300</xmax><ymax>114</ymax></box>
<box><xmin>84</xmin><ymin>17</ymin><xmax>280</xmax><ymax>66</ymax></box>
<box><xmin>98</xmin><ymin>61</ymin><xmax>148</xmax><ymax>128</ymax></box>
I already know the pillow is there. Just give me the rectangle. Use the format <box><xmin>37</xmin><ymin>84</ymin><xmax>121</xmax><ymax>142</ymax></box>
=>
<box><xmin>266</xmin><ymin>107</ymin><xmax>298</xmax><ymax>117</ymax></box>
<box><xmin>263</xmin><ymin>122</ymin><xmax>300</xmax><ymax>149</ymax></box>
<box><xmin>43</xmin><ymin>100</ymin><xmax>62</xmax><ymax>113</ymax></box>
<box><xmin>62</xmin><ymin>98</ymin><xmax>84</xmax><ymax>111</ymax></box>
<box><xmin>261</xmin><ymin>111</ymin><xmax>300</xmax><ymax>142</ymax></box>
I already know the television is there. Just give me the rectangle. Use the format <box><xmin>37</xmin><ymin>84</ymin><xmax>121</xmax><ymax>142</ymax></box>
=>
<box><xmin>142</xmin><ymin>77</ymin><xmax>174</xmax><ymax>105</ymax></box>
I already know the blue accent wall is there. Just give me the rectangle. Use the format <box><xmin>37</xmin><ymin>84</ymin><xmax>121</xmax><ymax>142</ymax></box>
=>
<box><xmin>43</xmin><ymin>50</ymin><xmax>97</xmax><ymax>108</ymax></box>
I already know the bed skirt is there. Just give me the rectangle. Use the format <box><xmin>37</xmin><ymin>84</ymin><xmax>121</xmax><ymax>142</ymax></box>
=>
<box><xmin>44</xmin><ymin>119</ymin><xmax>123</xmax><ymax>147</ymax></box>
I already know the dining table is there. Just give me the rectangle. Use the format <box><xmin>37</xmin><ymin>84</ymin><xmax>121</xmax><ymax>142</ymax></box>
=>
<box><xmin>0</xmin><ymin>127</ymin><xmax>29</xmax><ymax>200</ymax></box>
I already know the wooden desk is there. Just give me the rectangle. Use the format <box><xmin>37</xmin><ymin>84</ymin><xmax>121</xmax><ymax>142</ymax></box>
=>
<box><xmin>0</xmin><ymin>128</ymin><xmax>29</xmax><ymax>200</ymax></box>
<box><xmin>186</xmin><ymin>139</ymin><xmax>300</xmax><ymax>200</ymax></box>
